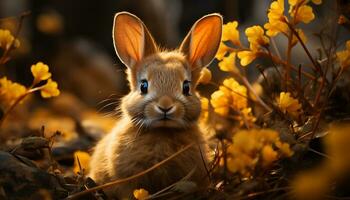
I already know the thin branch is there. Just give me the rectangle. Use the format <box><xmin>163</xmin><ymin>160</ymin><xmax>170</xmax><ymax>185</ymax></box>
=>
<box><xmin>259</xmin><ymin>51</ymin><xmax>317</xmax><ymax>81</ymax></box>
<box><xmin>284</xmin><ymin>20</ymin><xmax>321</xmax><ymax>73</ymax></box>
<box><xmin>239</xmin><ymin>75</ymin><xmax>272</xmax><ymax>112</ymax></box>
<box><xmin>0</xmin><ymin>11</ymin><xmax>31</xmax><ymax>65</ymax></box>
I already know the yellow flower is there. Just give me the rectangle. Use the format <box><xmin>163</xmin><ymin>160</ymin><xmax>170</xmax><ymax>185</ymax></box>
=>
<box><xmin>226</xmin><ymin>129</ymin><xmax>293</xmax><ymax>176</ymax></box>
<box><xmin>237</xmin><ymin>50</ymin><xmax>257</xmax><ymax>66</ymax></box>
<box><xmin>232</xmin><ymin>130</ymin><xmax>261</xmax><ymax>153</ymax></box>
<box><xmin>31</xmin><ymin>62</ymin><xmax>52</xmax><ymax>83</ymax></box>
<box><xmin>73</xmin><ymin>151</ymin><xmax>91</xmax><ymax>174</ymax></box>
<box><xmin>264</xmin><ymin>0</ymin><xmax>288</xmax><ymax>37</ymax></box>
<box><xmin>215</xmin><ymin>42</ymin><xmax>229</xmax><ymax>60</ymax></box>
<box><xmin>227</xmin><ymin>154</ymin><xmax>256</xmax><ymax>177</ymax></box>
<box><xmin>291</xmin><ymin>29</ymin><xmax>307</xmax><ymax>47</ymax></box>
<box><xmin>324</xmin><ymin>123</ymin><xmax>350</xmax><ymax>175</ymax></box>
<box><xmin>222</xmin><ymin>21</ymin><xmax>240</xmax><ymax>46</ymax></box>
<box><xmin>264</xmin><ymin>21</ymin><xmax>289</xmax><ymax>37</ymax></box>
<box><xmin>199</xmin><ymin>97</ymin><xmax>209</xmax><ymax>122</ymax></box>
<box><xmin>218</xmin><ymin>52</ymin><xmax>238</xmax><ymax>73</ymax></box>
<box><xmin>0</xmin><ymin>77</ymin><xmax>27</xmax><ymax>106</ymax></box>
<box><xmin>210</xmin><ymin>89</ymin><xmax>231</xmax><ymax>116</ymax></box>
<box><xmin>245</xmin><ymin>25</ymin><xmax>269</xmax><ymax>51</ymax></box>
<box><xmin>268</xmin><ymin>0</ymin><xmax>285</xmax><ymax>21</ymax></box>
<box><xmin>291</xmin><ymin>170</ymin><xmax>330</xmax><ymax>200</ymax></box>
<box><xmin>223</xmin><ymin>78</ymin><xmax>248</xmax><ymax>110</ymax></box>
<box><xmin>210</xmin><ymin>78</ymin><xmax>249</xmax><ymax>118</ymax></box>
<box><xmin>277</xmin><ymin>92</ymin><xmax>302</xmax><ymax>118</ymax></box>
<box><xmin>276</xmin><ymin>141</ymin><xmax>294</xmax><ymax>157</ymax></box>
<box><xmin>133</xmin><ymin>188</ymin><xmax>149</xmax><ymax>200</ymax></box>
<box><xmin>293</xmin><ymin>5</ymin><xmax>315</xmax><ymax>24</ymax></box>
<box><xmin>238</xmin><ymin>107</ymin><xmax>256</xmax><ymax>127</ymax></box>
<box><xmin>40</xmin><ymin>79</ymin><xmax>60</xmax><ymax>98</ymax></box>
<box><xmin>198</xmin><ymin>68</ymin><xmax>212</xmax><ymax>84</ymax></box>
<box><xmin>0</xmin><ymin>29</ymin><xmax>20</xmax><ymax>50</ymax></box>
<box><xmin>262</xmin><ymin>145</ymin><xmax>278</xmax><ymax>166</ymax></box>
<box><xmin>336</xmin><ymin>40</ymin><xmax>350</xmax><ymax>70</ymax></box>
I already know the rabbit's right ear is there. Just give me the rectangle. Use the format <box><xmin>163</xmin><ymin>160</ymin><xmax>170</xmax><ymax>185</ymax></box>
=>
<box><xmin>113</xmin><ymin>12</ymin><xmax>157</xmax><ymax>69</ymax></box>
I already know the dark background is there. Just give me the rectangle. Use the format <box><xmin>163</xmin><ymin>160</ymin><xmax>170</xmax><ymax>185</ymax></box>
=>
<box><xmin>0</xmin><ymin>0</ymin><xmax>339</xmax><ymax>108</ymax></box>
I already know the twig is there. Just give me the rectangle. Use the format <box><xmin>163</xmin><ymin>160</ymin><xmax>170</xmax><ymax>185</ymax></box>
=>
<box><xmin>232</xmin><ymin>187</ymin><xmax>290</xmax><ymax>200</ymax></box>
<box><xmin>147</xmin><ymin>167</ymin><xmax>196</xmax><ymax>199</ymax></box>
<box><xmin>0</xmin><ymin>87</ymin><xmax>41</xmax><ymax>127</ymax></box>
<box><xmin>284</xmin><ymin>20</ymin><xmax>321</xmax><ymax>73</ymax></box>
<box><xmin>258</xmin><ymin>51</ymin><xmax>317</xmax><ymax>81</ymax></box>
<box><xmin>66</xmin><ymin>143</ymin><xmax>195</xmax><ymax>200</ymax></box>
<box><xmin>270</xmin><ymin>37</ymin><xmax>282</xmax><ymax>59</ymax></box>
<box><xmin>285</xmin><ymin>24</ymin><xmax>294</xmax><ymax>91</ymax></box>
<box><xmin>239</xmin><ymin>75</ymin><xmax>272</xmax><ymax>112</ymax></box>
<box><xmin>0</xmin><ymin>11</ymin><xmax>31</xmax><ymax>65</ymax></box>
<box><xmin>308</xmin><ymin>147</ymin><xmax>331</xmax><ymax>159</ymax></box>
<box><xmin>197</xmin><ymin>144</ymin><xmax>211</xmax><ymax>181</ymax></box>
<box><xmin>221</xmin><ymin>139</ymin><xmax>228</xmax><ymax>185</ymax></box>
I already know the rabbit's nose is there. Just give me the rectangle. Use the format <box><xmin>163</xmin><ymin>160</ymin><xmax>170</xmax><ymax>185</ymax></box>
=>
<box><xmin>157</xmin><ymin>106</ymin><xmax>173</xmax><ymax>113</ymax></box>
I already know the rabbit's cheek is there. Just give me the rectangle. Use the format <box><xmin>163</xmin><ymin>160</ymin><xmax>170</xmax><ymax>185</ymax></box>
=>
<box><xmin>144</xmin><ymin>103</ymin><xmax>159</xmax><ymax>119</ymax></box>
<box><xmin>182</xmin><ymin>96</ymin><xmax>201</xmax><ymax>122</ymax></box>
<box><xmin>171</xmin><ymin>102</ymin><xmax>185</xmax><ymax>119</ymax></box>
<box><xmin>121</xmin><ymin>92</ymin><xmax>148</xmax><ymax>118</ymax></box>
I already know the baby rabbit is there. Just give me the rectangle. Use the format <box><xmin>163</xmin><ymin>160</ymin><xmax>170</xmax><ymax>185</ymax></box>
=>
<box><xmin>89</xmin><ymin>12</ymin><xmax>222</xmax><ymax>199</ymax></box>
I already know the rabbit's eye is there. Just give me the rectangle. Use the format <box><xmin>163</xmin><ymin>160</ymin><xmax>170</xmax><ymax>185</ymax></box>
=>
<box><xmin>140</xmin><ymin>79</ymin><xmax>148</xmax><ymax>94</ymax></box>
<box><xmin>183</xmin><ymin>80</ymin><xmax>191</xmax><ymax>96</ymax></box>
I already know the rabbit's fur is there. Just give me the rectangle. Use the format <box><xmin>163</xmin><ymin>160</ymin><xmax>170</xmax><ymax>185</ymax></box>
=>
<box><xmin>89</xmin><ymin>12</ymin><xmax>222</xmax><ymax>198</ymax></box>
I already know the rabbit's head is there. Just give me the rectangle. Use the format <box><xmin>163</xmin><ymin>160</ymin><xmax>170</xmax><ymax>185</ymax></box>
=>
<box><xmin>113</xmin><ymin>12</ymin><xmax>222</xmax><ymax>129</ymax></box>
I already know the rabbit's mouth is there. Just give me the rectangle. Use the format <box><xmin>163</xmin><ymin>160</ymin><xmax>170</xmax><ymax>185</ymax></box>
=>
<box><xmin>149</xmin><ymin>117</ymin><xmax>183</xmax><ymax>128</ymax></box>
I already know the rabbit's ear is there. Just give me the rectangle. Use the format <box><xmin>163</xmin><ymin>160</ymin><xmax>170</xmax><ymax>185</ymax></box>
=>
<box><xmin>113</xmin><ymin>12</ymin><xmax>157</xmax><ymax>68</ymax></box>
<box><xmin>180</xmin><ymin>14</ymin><xmax>222</xmax><ymax>70</ymax></box>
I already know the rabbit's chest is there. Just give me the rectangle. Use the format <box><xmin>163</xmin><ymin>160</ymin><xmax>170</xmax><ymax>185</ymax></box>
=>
<box><xmin>111</xmin><ymin>133</ymin><xmax>203</xmax><ymax>180</ymax></box>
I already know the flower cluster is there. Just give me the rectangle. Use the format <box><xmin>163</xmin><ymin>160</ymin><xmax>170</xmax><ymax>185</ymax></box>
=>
<box><xmin>336</xmin><ymin>40</ymin><xmax>350</xmax><ymax>70</ymax></box>
<box><xmin>0</xmin><ymin>62</ymin><xmax>60</xmax><ymax>107</ymax></box>
<box><xmin>226</xmin><ymin>129</ymin><xmax>293</xmax><ymax>176</ymax></box>
<box><xmin>0</xmin><ymin>29</ymin><xmax>20</xmax><ymax>50</ymax></box>
<box><xmin>0</xmin><ymin>77</ymin><xmax>26</xmax><ymax>107</ymax></box>
<box><xmin>210</xmin><ymin>78</ymin><xmax>255</xmax><ymax>126</ymax></box>
<box><xmin>238</xmin><ymin>25</ymin><xmax>269</xmax><ymax>66</ymax></box>
<box><xmin>215</xmin><ymin>21</ymin><xmax>240</xmax><ymax>73</ymax></box>
<box><xmin>0</xmin><ymin>61</ymin><xmax>60</xmax><ymax>125</ymax></box>
<box><xmin>264</xmin><ymin>0</ymin><xmax>288</xmax><ymax>37</ymax></box>
<box><xmin>277</xmin><ymin>92</ymin><xmax>302</xmax><ymax>118</ymax></box>
<box><xmin>216</xmin><ymin>0</ymin><xmax>322</xmax><ymax>70</ymax></box>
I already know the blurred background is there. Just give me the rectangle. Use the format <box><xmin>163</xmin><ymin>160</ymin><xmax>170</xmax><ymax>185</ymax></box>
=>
<box><xmin>0</xmin><ymin>0</ymin><xmax>337</xmax><ymax>108</ymax></box>
<box><xmin>1</xmin><ymin>0</ymin><xmax>350</xmax><ymax>193</ymax></box>
<box><xmin>0</xmin><ymin>0</ymin><xmax>346</xmax><ymax>145</ymax></box>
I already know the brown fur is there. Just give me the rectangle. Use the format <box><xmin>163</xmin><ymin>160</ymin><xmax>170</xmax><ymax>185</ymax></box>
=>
<box><xmin>89</xmin><ymin>12</ymin><xmax>222</xmax><ymax>199</ymax></box>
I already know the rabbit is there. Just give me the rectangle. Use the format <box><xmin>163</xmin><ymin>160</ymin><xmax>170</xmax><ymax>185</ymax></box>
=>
<box><xmin>89</xmin><ymin>11</ymin><xmax>222</xmax><ymax>199</ymax></box>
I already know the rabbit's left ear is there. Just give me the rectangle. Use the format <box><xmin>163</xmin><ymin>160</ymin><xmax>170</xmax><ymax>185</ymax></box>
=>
<box><xmin>113</xmin><ymin>12</ymin><xmax>157</xmax><ymax>69</ymax></box>
<box><xmin>180</xmin><ymin>14</ymin><xmax>222</xmax><ymax>70</ymax></box>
